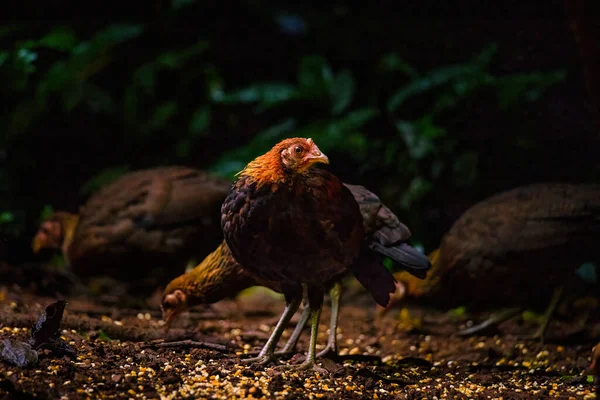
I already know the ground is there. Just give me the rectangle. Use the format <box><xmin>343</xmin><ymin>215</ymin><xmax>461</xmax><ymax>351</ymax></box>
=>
<box><xmin>0</xmin><ymin>284</ymin><xmax>598</xmax><ymax>400</ymax></box>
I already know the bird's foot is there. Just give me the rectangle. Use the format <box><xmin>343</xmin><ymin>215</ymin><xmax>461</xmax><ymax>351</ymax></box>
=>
<box><xmin>240</xmin><ymin>352</ymin><xmax>278</xmax><ymax>366</ymax></box>
<box><xmin>527</xmin><ymin>328</ymin><xmax>547</xmax><ymax>344</ymax></box>
<box><xmin>316</xmin><ymin>346</ymin><xmax>338</xmax><ymax>359</ymax></box>
<box><xmin>274</xmin><ymin>359</ymin><xmax>327</xmax><ymax>374</ymax></box>
<box><xmin>274</xmin><ymin>350</ymin><xmax>297</xmax><ymax>359</ymax></box>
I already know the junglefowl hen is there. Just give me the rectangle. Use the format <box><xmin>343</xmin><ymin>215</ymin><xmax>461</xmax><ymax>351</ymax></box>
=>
<box><xmin>32</xmin><ymin>166</ymin><xmax>230</xmax><ymax>292</ymax></box>
<box><xmin>220</xmin><ymin>137</ymin><xmax>429</xmax><ymax>370</ymax></box>
<box><xmin>387</xmin><ymin>183</ymin><xmax>600</xmax><ymax>340</ymax></box>
<box><xmin>163</xmin><ymin>184</ymin><xmax>429</xmax><ymax>358</ymax></box>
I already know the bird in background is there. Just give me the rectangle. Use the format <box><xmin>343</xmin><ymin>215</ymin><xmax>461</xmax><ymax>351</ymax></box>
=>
<box><xmin>219</xmin><ymin>137</ymin><xmax>429</xmax><ymax>370</ymax></box>
<box><xmin>384</xmin><ymin>182</ymin><xmax>600</xmax><ymax>342</ymax></box>
<box><xmin>32</xmin><ymin>166</ymin><xmax>230</xmax><ymax>293</ymax></box>
<box><xmin>162</xmin><ymin>182</ymin><xmax>430</xmax><ymax>358</ymax></box>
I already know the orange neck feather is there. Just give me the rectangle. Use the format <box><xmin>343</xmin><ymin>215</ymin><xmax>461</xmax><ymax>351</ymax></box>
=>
<box><xmin>238</xmin><ymin>150</ymin><xmax>286</xmax><ymax>187</ymax></box>
<box><xmin>164</xmin><ymin>241</ymin><xmax>254</xmax><ymax>306</ymax></box>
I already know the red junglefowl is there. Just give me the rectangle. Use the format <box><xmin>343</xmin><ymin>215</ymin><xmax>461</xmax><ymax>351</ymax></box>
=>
<box><xmin>163</xmin><ymin>184</ymin><xmax>429</xmax><ymax>359</ymax></box>
<box><xmin>220</xmin><ymin>137</ymin><xmax>430</xmax><ymax>370</ymax></box>
<box><xmin>386</xmin><ymin>183</ymin><xmax>600</xmax><ymax>341</ymax></box>
<box><xmin>32</xmin><ymin>166</ymin><xmax>230</xmax><ymax>293</ymax></box>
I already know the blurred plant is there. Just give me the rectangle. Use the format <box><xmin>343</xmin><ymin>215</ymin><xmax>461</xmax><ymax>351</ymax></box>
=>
<box><xmin>385</xmin><ymin>44</ymin><xmax>565</xmax><ymax>209</ymax></box>
<box><xmin>211</xmin><ymin>54</ymin><xmax>377</xmax><ymax>178</ymax></box>
<box><xmin>209</xmin><ymin>45</ymin><xmax>565</xmax><ymax>214</ymax></box>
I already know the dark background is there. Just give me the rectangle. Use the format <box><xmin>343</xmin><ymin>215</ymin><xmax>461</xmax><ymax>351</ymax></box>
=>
<box><xmin>1</xmin><ymin>1</ymin><xmax>599</xmax><ymax>267</ymax></box>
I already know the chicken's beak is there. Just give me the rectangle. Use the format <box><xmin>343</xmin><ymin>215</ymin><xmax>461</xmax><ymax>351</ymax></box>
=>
<box><xmin>305</xmin><ymin>145</ymin><xmax>329</xmax><ymax>165</ymax></box>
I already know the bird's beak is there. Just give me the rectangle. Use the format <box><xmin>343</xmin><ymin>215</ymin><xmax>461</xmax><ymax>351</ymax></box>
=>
<box><xmin>305</xmin><ymin>144</ymin><xmax>329</xmax><ymax>165</ymax></box>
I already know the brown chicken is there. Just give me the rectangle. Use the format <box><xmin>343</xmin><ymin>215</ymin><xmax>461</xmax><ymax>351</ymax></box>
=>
<box><xmin>388</xmin><ymin>183</ymin><xmax>600</xmax><ymax>340</ymax></box>
<box><xmin>32</xmin><ymin>166</ymin><xmax>230</xmax><ymax>292</ymax></box>
<box><xmin>163</xmin><ymin>183</ymin><xmax>429</xmax><ymax>358</ymax></box>
<box><xmin>220</xmin><ymin>137</ymin><xmax>429</xmax><ymax>370</ymax></box>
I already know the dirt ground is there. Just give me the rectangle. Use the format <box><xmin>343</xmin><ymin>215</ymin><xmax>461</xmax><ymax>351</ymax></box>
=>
<box><xmin>0</xmin><ymin>283</ymin><xmax>598</xmax><ymax>400</ymax></box>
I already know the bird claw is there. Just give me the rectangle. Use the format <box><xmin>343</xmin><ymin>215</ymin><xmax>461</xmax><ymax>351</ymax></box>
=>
<box><xmin>316</xmin><ymin>346</ymin><xmax>338</xmax><ymax>359</ymax></box>
<box><xmin>240</xmin><ymin>353</ymin><xmax>278</xmax><ymax>366</ymax></box>
<box><xmin>274</xmin><ymin>350</ymin><xmax>296</xmax><ymax>359</ymax></box>
<box><xmin>273</xmin><ymin>360</ymin><xmax>327</xmax><ymax>374</ymax></box>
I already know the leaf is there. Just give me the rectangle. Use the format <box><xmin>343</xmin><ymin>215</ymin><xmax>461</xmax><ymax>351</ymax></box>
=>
<box><xmin>218</xmin><ymin>83</ymin><xmax>297</xmax><ymax>109</ymax></box>
<box><xmin>145</xmin><ymin>101</ymin><xmax>178</xmax><ymax>133</ymax></box>
<box><xmin>94</xmin><ymin>24</ymin><xmax>144</xmax><ymax>47</ymax></box>
<box><xmin>188</xmin><ymin>106</ymin><xmax>211</xmax><ymax>136</ymax></box>
<box><xmin>331</xmin><ymin>108</ymin><xmax>379</xmax><ymax>132</ymax></box>
<box><xmin>29</xmin><ymin>300</ymin><xmax>67</xmax><ymax>349</ymax></box>
<box><xmin>329</xmin><ymin>69</ymin><xmax>355</xmax><ymax>115</ymax></box>
<box><xmin>378</xmin><ymin>53</ymin><xmax>418</xmax><ymax>78</ymax></box>
<box><xmin>38</xmin><ymin>26</ymin><xmax>78</xmax><ymax>51</ymax></box>
<box><xmin>79</xmin><ymin>166</ymin><xmax>130</xmax><ymax>196</ymax></box>
<box><xmin>587</xmin><ymin>375</ymin><xmax>594</xmax><ymax>384</ymax></box>
<box><xmin>0</xmin><ymin>339</ymin><xmax>38</xmax><ymax>367</ymax></box>
<box><xmin>298</xmin><ymin>55</ymin><xmax>333</xmax><ymax>90</ymax></box>
<box><xmin>39</xmin><ymin>205</ymin><xmax>54</xmax><ymax>222</ymax></box>
<box><xmin>133</xmin><ymin>64</ymin><xmax>156</xmax><ymax>95</ymax></box>
<box><xmin>387</xmin><ymin>64</ymin><xmax>476</xmax><ymax>112</ymax></box>
<box><xmin>401</xmin><ymin>177</ymin><xmax>433</xmax><ymax>209</ymax></box>
<box><xmin>0</xmin><ymin>211</ymin><xmax>14</xmax><ymax>224</ymax></box>
<box><xmin>157</xmin><ymin>41</ymin><xmax>209</xmax><ymax>68</ymax></box>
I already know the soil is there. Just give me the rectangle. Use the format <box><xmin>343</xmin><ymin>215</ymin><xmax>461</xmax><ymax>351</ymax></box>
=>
<box><xmin>0</xmin><ymin>283</ymin><xmax>598</xmax><ymax>400</ymax></box>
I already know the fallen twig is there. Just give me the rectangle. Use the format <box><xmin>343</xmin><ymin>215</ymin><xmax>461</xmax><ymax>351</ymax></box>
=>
<box><xmin>151</xmin><ymin>339</ymin><xmax>228</xmax><ymax>352</ymax></box>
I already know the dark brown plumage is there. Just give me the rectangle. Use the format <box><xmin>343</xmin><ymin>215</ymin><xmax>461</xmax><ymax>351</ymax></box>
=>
<box><xmin>389</xmin><ymin>183</ymin><xmax>600</xmax><ymax>338</ymax></box>
<box><xmin>162</xmin><ymin>184</ymin><xmax>430</xmax><ymax>328</ymax></box>
<box><xmin>220</xmin><ymin>137</ymin><xmax>428</xmax><ymax>368</ymax></box>
<box><xmin>32</xmin><ymin>166</ymin><xmax>230</xmax><ymax>291</ymax></box>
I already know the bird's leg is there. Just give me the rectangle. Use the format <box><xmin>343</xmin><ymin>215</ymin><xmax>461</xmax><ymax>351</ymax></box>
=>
<box><xmin>280</xmin><ymin>304</ymin><xmax>326</xmax><ymax>372</ymax></box>
<box><xmin>316</xmin><ymin>281</ymin><xmax>341</xmax><ymax>359</ymax></box>
<box><xmin>529</xmin><ymin>285</ymin><xmax>564</xmax><ymax>343</ymax></box>
<box><xmin>276</xmin><ymin>303</ymin><xmax>310</xmax><ymax>356</ymax></box>
<box><xmin>241</xmin><ymin>297</ymin><xmax>301</xmax><ymax>365</ymax></box>
<box><xmin>456</xmin><ymin>307</ymin><xmax>523</xmax><ymax>336</ymax></box>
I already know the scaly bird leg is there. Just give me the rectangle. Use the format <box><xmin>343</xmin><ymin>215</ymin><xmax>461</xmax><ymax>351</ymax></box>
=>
<box><xmin>278</xmin><ymin>304</ymin><xmax>326</xmax><ymax>373</ymax></box>
<box><xmin>242</xmin><ymin>297</ymin><xmax>301</xmax><ymax>366</ymax></box>
<box><xmin>529</xmin><ymin>285</ymin><xmax>565</xmax><ymax>343</ymax></box>
<box><xmin>456</xmin><ymin>307</ymin><xmax>523</xmax><ymax>337</ymax></box>
<box><xmin>317</xmin><ymin>281</ymin><xmax>341</xmax><ymax>359</ymax></box>
<box><xmin>276</xmin><ymin>303</ymin><xmax>311</xmax><ymax>356</ymax></box>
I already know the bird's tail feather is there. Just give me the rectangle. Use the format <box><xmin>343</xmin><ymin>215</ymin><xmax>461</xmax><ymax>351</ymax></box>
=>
<box><xmin>371</xmin><ymin>242</ymin><xmax>431</xmax><ymax>279</ymax></box>
<box><xmin>352</xmin><ymin>255</ymin><xmax>398</xmax><ymax>308</ymax></box>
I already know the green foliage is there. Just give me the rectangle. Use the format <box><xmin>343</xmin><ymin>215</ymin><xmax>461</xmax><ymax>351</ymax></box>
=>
<box><xmin>0</xmin><ymin>14</ymin><xmax>573</xmax><ymax>259</ymax></box>
<box><xmin>448</xmin><ymin>306</ymin><xmax>468</xmax><ymax>319</ymax></box>
<box><xmin>39</xmin><ymin>205</ymin><xmax>55</xmax><ymax>222</ymax></box>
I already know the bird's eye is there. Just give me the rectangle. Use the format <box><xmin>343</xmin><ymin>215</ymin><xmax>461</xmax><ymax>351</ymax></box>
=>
<box><xmin>294</xmin><ymin>146</ymin><xmax>303</xmax><ymax>154</ymax></box>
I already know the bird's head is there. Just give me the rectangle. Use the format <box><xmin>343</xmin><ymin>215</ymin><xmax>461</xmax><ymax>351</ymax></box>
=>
<box><xmin>240</xmin><ymin>137</ymin><xmax>329</xmax><ymax>184</ymax></box>
<box><xmin>32</xmin><ymin>212</ymin><xmax>78</xmax><ymax>254</ymax></box>
<box><xmin>277</xmin><ymin>137</ymin><xmax>329</xmax><ymax>173</ymax></box>
<box><xmin>161</xmin><ymin>288</ymin><xmax>188</xmax><ymax>330</ymax></box>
